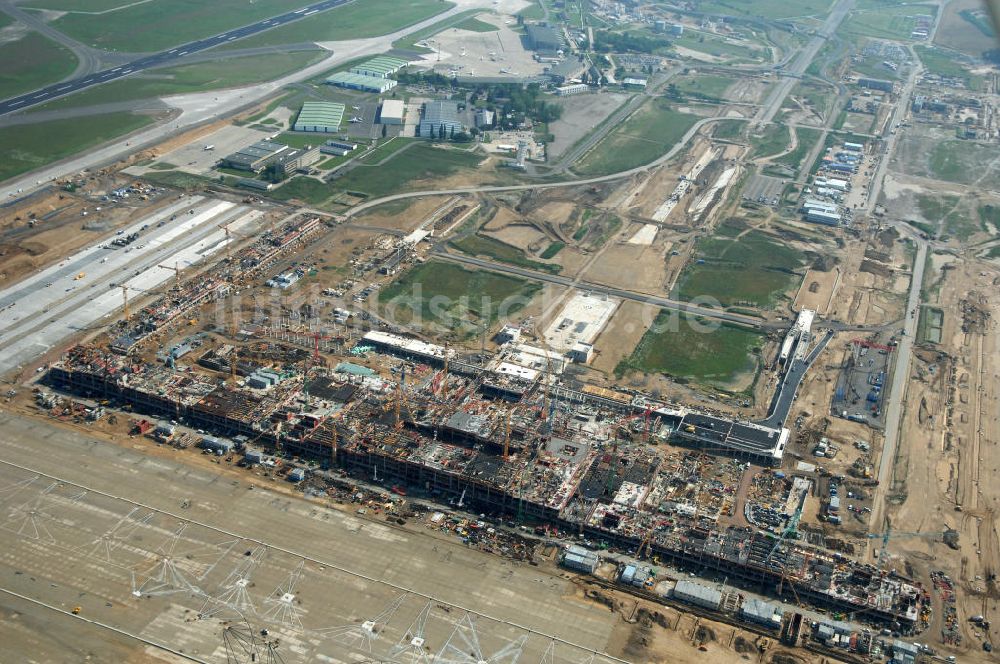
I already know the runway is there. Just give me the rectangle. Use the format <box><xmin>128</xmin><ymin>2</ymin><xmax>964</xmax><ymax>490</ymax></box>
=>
<box><xmin>0</xmin><ymin>0</ymin><xmax>356</xmax><ymax>117</ymax></box>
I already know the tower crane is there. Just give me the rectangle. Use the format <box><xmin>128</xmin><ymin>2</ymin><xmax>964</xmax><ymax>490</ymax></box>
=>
<box><xmin>120</xmin><ymin>284</ymin><xmax>158</xmax><ymax>323</ymax></box>
<box><xmin>158</xmin><ymin>262</ymin><xmax>181</xmax><ymax>291</ymax></box>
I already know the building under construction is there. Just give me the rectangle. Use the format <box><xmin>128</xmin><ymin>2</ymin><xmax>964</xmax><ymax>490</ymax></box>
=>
<box><xmin>46</xmin><ymin>328</ymin><xmax>924</xmax><ymax>631</ymax></box>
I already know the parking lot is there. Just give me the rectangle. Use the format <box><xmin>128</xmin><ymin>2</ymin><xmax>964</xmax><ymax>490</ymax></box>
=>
<box><xmin>742</xmin><ymin>173</ymin><xmax>785</xmax><ymax>206</ymax></box>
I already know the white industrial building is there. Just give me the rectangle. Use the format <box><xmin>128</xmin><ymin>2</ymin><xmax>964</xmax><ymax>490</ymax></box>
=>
<box><xmin>293</xmin><ymin>101</ymin><xmax>345</xmax><ymax>133</ymax></box>
<box><xmin>741</xmin><ymin>598</ymin><xmax>784</xmax><ymax>628</ymax></box>
<box><xmin>806</xmin><ymin>209</ymin><xmax>842</xmax><ymax>226</ymax></box>
<box><xmin>556</xmin><ymin>83</ymin><xmax>589</xmax><ymax>96</ymax></box>
<box><xmin>327</xmin><ymin>71</ymin><xmax>397</xmax><ymax>93</ymax></box>
<box><xmin>673</xmin><ymin>580</ymin><xmax>722</xmax><ymax>610</ymax></box>
<box><xmin>561</xmin><ymin>545</ymin><xmax>599</xmax><ymax>573</ymax></box>
<box><xmin>350</xmin><ymin>55</ymin><xmax>408</xmax><ymax>78</ymax></box>
<box><xmin>379</xmin><ymin>99</ymin><xmax>405</xmax><ymax>125</ymax></box>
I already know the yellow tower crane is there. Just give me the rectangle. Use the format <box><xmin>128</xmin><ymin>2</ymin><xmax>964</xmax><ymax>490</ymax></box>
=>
<box><xmin>158</xmin><ymin>262</ymin><xmax>181</xmax><ymax>291</ymax></box>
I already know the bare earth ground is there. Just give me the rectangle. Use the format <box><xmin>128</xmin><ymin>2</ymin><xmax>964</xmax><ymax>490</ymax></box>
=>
<box><xmin>934</xmin><ymin>0</ymin><xmax>999</xmax><ymax>58</ymax></box>
<box><xmin>356</xmin><ymin>195</ymin><xmax>452</xmax><ymax>233</ymax></box>
<box><xmin>792</xmin><ymin>268</ymin><xmax>840</xmax><ymax>314</ymax></box>
<box><xmin>888</xmin><ymin>260</ymin><xmax>1000</xmax><ymax>663</ymax></box>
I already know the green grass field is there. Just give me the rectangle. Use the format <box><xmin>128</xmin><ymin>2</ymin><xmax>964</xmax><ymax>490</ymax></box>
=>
<box><xmin>671</xmin><ymin>74</ymin><xmax>736</xmax><ymax>101</ymax></box>
<box><xmin>0</xmin><ymin>112</ymin><xmax>155</xmax><ymax>183</ymax></box>
<box><xmin>0</xmin><ymin>32</ymin><xmax>78</xmax><ymax>100</ymax></box>
<box><xmin>674</xmin><ymin>220</ymin><xmax>804</xmax><ymax>308</ymax></box>
<box><xmin>37</xmin><ymin>51</ymin><xmax>323</xmax><ymax>111</ymax></box>
<box><xmin>927</xmin><ymin>140</ymin><xmax>990</xmax><ymax>184</ymax></box>
<box><xmin>917</xmin><ymin>194</ymin><xmax>979</xmax><ymax>240</ymax></box>
<box><xmin>540</xmin><ymin>241</ymin><xmax>564</xmax><ymax>259</ymax></box>
<box><xmin>357</xmin><ymin>137</ymin><xmax>418</xmax><ymax>164</ymax></box>
<box><xmin>22</xmin><ymin>0</ymin><xmax>138</xmax><ymax>10</ymax></box>
<box><xmin>914</xmin><ymin>45</ymin><xmax>983</xmax><ymax>89</ymax></box>
<box><xmin>750</xmin><ymin>125</ymin><xmax>790</xmax><ymax>160</ymax></box>
<box><xmin>330</xmin><ymin>144</ymin><xmax>482</xmax><ymax>198</ymax></box>
<box><xmin>266</xmin><ymin>177</ymin><xmax>332</xmax><ymax>206</ymax></box>
<box><xmin>979</xmin><ymin>204</ymin><xmax>1000</xmax><ymax>233</ymax></box>
<box><xmin>616</xmin><ymin>313</ymin><xmax>764</xmax><ymax>387</ymax></box>
<box><xmin>712</xmin><ymin>119</ymin><xmax>745</xmax><ymax>141</ymax></box>
<box><xmin>51</xmin><ymin>0</ymin><xmax>321</xmax><ymax>51</ymax></box>
<box><xmin>450</xmin><ymin>235</ymin><xmax>561</xmax><ymax>274</ymax></box>
<box><xmin>769</xmin><ymin>127</ymin><xmax>821</xmax><ymax>175</ymax></box>
<box><xmin>574</xmin><ymin>99</ymin><xmax>699</xmax><ymax>176</ymax></box>
<box><xmin>842</xmin><ymin>4</ymin><xmax>937</xmax><ymax>40</ymax></box>
<box><xmin>378</xmin><ymin>261</ymin><xmax>540</xmax><ymax>335</ymax></box>
<box><xmin>693</xmin><ymin>0</ymin><xmax>830</xmax><ymax>19</ymax></box>
<box><xmin>227</xmin><ymin>0</ymin><xmax>454</xmax><ymax>50</ymax></box>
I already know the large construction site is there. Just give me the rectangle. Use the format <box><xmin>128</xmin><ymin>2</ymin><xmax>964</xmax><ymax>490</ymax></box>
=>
<box><xmin>1</xmin><ymin>1</ymin><xmax>1000</xmax><ymax>663</ymax></box>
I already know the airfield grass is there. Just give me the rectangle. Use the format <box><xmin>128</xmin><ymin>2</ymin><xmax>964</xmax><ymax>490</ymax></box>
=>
<box><xmin>450</xmin><ymin>235</ymin><xmax>561</xmax><ymax>274</ymax></box>
<box><xmin>275</xmin><ymin>131</ymin><xmax>330</xmax><ymax>149</ymax></box>
<box><xmin>516</xmin><ymin>1</ymin><xmax>545</xmax><ymax>20</ymax></box>
<box><xmin>330</xmin><ymin>144</ymin><xmax>481</xmax><ymax>198</ymax></box>
<box><xmin>51</xmin><ymin>0</ymin><xmax>320</xmax><ymax>51</ymax></box>
<box><xmin>691</xmin><ymin>0</ymin><xmax>830</xmax><ymax>19</ymax></box>
<box><xmin>378</xmin><ymin>261</ymin><xmax>540</xmax><ymax>334</ymax></box>
<box><xmin>21</xmin><ymin>0</ymin><xmax>140</xmax><ymax>10</ymax></box>
<box><xmin>616</xmin><ymin>313</ymin><xmax>764</xmax><ymax>386</ymax></box>
<box><xmin>0</xmin><ymin>32</ymin><xmax>78</xmax><ymax>100</ymax></box>
<box><xmin>674</xmin><ymin>219</ymin><xmax>803</xmax><ymax>308</ymax></box>
<box><xmin>841</xmin><ymin>4</ymin><xmax>937</xmax><ymax>41</ymax></box>
<box><xmin>454</xmin><ymin>16</ymin><xmax>497</xmax><ymax>32</ymax></box>
<box><xmin>574</xmin><ymin>99</ymin><xmax>699</xmax><ymax>176</ymax></box>
<box><xmin>0</xmin><ymin>112</ymin><xmax>154</xmax><ymax>183</ymax></box>
<box><xmin>38</xmin><ymin>51</ymin><xmax>324</xmax><ymax>110</ymax></box>
<box><xmin>392</xmin><ymin>9</ymin><xmax>482</xmax><ymax>51</ymax></box>
<box><xmin>228</xmin><ymin>0</ymin><xmax>454</xmax><ymax>50</ymax></box>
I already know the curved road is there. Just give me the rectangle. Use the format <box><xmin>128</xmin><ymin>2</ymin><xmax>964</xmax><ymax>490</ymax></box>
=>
<box><xmin>344</xmin><ymin>116</ymin><xmax>735</xmax><ymax>218</ymax></box>
<box><xmin>0</xmin><ymin>0</ymin><xmax>105</xmax><ymax>80</ymax></box>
